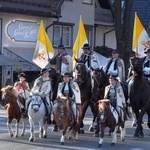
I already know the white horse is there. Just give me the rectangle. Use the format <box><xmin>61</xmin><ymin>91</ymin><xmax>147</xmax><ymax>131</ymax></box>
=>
<box><xmin>27</xmin><ymin>93</ymin><xmax>51</xmax><ymax>142</ymax></box>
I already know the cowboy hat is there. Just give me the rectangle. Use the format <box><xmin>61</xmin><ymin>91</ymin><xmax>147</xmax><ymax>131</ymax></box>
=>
<box><xmin>18</xmin><ymin>72</ymin><xmax>26</xmax><ymax>79</ymax></box>
<box><xmin>63</xmin><ymin>72</ymin><xmax>72</xmax><ymax>77</ymax></box>
<box><xmin>144</xmin><ymin>49</ymin><xmax>150</xmax><ymax>54</ymax></box>
<box><xmin>109</xmin><ymin>75</ymin><xmax>120</xmax><ymax>82</ymax></box>
<box><xmin>82</xmin><ymin>43</ymin><xmax>90</xmax><ymax>49</ymax></box>
<box><xmin>40</xmin><ymin>68</ymin><xmax>50</xmax><ymax>75</ymax></box>
<box><xmin>112</xmin><ymin>49</ymin><xmax>120</xmax><ymax>53</ymax></box>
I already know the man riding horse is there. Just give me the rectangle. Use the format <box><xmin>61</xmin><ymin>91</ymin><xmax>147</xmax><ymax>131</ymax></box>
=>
<box><xmin>104</xmin><ymin>75</ymin><xmax>126</xmax><ymax>126</ymax></box>
<box><xmin>26</xmin><ymin>68</ymin><xmax>53</xmax><ymax>124</ymax></box>
<box><xmin>53</xmin><ymin>72</ymin><xmax>81</xmax><ymax>126</ymax></box>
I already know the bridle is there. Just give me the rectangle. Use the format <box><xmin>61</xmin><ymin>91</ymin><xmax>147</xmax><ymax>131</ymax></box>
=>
<box><xmin>31</xmin><ymin>95</ymin><xmax>42</xmax><ymax>109</ymax></box>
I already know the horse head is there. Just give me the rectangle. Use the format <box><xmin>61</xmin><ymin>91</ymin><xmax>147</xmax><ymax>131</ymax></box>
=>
<box><xmin>0</xmin><ymin>85</ymin><xmax>16</xmax><ymax>107</ymax></box>
<box><xmin>75</xmin><ymin>62</ymin><xmax>87</xmax><ymax>84</ymax></box>
<box><xmin>98</xmin><ymin>99</ymin><xmax>110</xmax><ymax>122</ymax></box>
<box><xmin>30</xmin><ymin>93</ymin><xmax>42</xmax><ymax>113</ymax></box>
<box><xmin>130</xmin><ymin>57</ymin><xmax>145</xmax><ymax>75</ymax></box>
<box><xmin>56</xmin><ymin>96</ymin><xmax>69</xmax><ymax>120</ymax></box>
<box><xmin>91</xmin><ymin>68</ymin><xmax>108</xmax><ymax>100</ymax></box>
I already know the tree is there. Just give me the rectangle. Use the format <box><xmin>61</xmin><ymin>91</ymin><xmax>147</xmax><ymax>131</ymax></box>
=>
<box><xmin>108</xmin><ymin>0</ymin><xmax>133</xmax><ymax>77</ymax></box>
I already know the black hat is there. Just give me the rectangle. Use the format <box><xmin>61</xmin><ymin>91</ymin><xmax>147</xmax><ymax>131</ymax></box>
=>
<box><xmin>109</xmin><ymin>75</ymin><xmax>120</xmax><ymax>81</ymax></box>
<box><xmin>112</xmin><ymin>49</ymin><xmax>120</xmax><ymax>53</ymax></box>
<box><xmin>18</xmin><ymin>72</ymin><xmax>26</xmax><ymax>79</ymax></box>
<box><xmin>144</xmin><ymin>49</ymin><xmax>150</xmax><ymax>54</ymax></box>
<box><xmin>40</xmin><ymin>68</ymin><xmax>50</xmax><ymax>75</ymax></box>
<box><xmin>58</xmin><ymin>44</ymin><xmax>65</xmax><ymax>49</ymax></box>
<box><xmin>82</xmin><ymin>43</ymin><xmax>90</xmax><ymax>49</ymax></box>
<box><xmin>63</xmin><ymin>72</ymin><xmax>72</xmax><ymax>77</ymax></box>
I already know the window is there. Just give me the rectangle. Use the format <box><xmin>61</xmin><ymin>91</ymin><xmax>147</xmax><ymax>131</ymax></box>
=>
<box><xmin>53</xmin><ymin>25</ymin><xmax>72</xmax><ymax>47</ymax></box>
<box><xmin>82</xmin><ymin>0</ymin><xmax>92</xmax><ymax>4</ymax></box>
<box><xmin>85</xmin><ymin>26</ymin><xmax>93</xmax><ymax>46</ymax></box>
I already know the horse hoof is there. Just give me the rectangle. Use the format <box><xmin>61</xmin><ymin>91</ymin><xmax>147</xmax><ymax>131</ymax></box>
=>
<box><xmin>133</xmin><ymin>133</ymin><xmax>139</xmax><ymax>139</ymax></box>
<box><xmin>52</xmin><ymin>127</ymin><xmax>58</xmax><ymax>132</ymax></box>
<box><xmin>20</xmin><ymin>133</ymin><xmax>24</xmax><ymax>136</ymax></box>
<box><xmin>139</xmin><ymin>133</ymin><xmax>144</xmax><ymax>138</ymax></box>
<box><xmin>131</xmin><ymin>123</ymin><xmax>136</xmax><ymax>127</ymax></box>
<box><xmin>98</xmin><ymin>144</ymin><xmax>102</xmax><ymax>147</ymax></box>
<box><xmin>79</xmin><ymin>129</ymin><xmax>84</xmax><ymax>134</ymax></box>
<box><xmin>14</xmin><ymin>135</ymin><xmax>18</xmax><ymax>138</ymax></box>
<box><xmin>89</xmin><ymin>127</ymin><xmax>94</xmax><ymax>132</ymax></box>
<box><xmin>29</xmin><ymin>138</ymin><xmax>34</xmax><ymax>142</ymax></box>
<box><xmin>111</xmin><ymin>143</ymin><xmax>115</xmax><ymax>146</ymax></box>
<box><xmin>68</xmin><ymin>137</ymin><xmax>72</xmax><ymax>140</ymax></box>
<box><xmin>10</xmin><ymin>134</ymin><xmax>13</xmax><ymax>137</ymax></box>
<box><xmin>60</xmin><ymin>142</ymin><xmax>64</xmax><ymax>145</ymax></box>
<box><xmin>43</xmin><ymin>135</ymin><xmax>47</xmax><ymax>138</ymax></box>
<box><xmin>94</xmin><ymin>133</ymin><xmax>99</xmax><ymax>137</ymax></box>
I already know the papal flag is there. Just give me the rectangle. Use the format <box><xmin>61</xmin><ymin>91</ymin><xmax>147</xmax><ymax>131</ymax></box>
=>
<box><xmin>32</xmin><ymin>20</ymin><xmax>54</xmax><ymax>68</ymax></box>
<box><xmin>72</xmin><ymin>15</ymin><xmax>88</xmax><ymax>67</ymax></box>
<box><xmin>132</xmin><ymin>12</ymin><xmax>150</xmax><ymax>57</ymax></box>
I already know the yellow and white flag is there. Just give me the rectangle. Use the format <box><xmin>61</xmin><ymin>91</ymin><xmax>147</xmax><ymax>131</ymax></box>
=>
<box><xmin>32</xmin><ymin>20</ymin><xmax>54</xmax><ymax>68</ymax></box>
<box><xmin>132</xmin><ymin>12</ymin><xmax>150</xmax><ymax>57</ymax></box>
<box><xmin>72</xmin><ymin>15</ymin><xmax>88</xmax><ymax>67</ymax></box>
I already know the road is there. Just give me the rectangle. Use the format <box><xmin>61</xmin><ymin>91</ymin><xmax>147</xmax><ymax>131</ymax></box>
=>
<box><xmin>0</xmin><ymin>106</ymin><xmax>150</xmax><ymax>150</ymax></box>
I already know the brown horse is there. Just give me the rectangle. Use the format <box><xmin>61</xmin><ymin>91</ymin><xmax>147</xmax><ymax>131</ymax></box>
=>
<box><xmin>129</xmin><ymin>57</ymin><xmax>150</xmax><ymax>138</ymax></box>
<box><xmin>74</xmin><ymin>60</ymin><xmax>96</xmax><ymax>133</ymax></box>
<box><xmin>54</xmin><ymin>96</ymin><xmax>82</xmax><ymax>145</ymax></box>
<box><xmin>0</xmin><ymin>85</ymin><xmax>26</xmax><ymax>137</ymax></box>
<box><xmin>97</xmin><ymin>99</ymin><xmax>125</xmax><ymax>147</ymax></box>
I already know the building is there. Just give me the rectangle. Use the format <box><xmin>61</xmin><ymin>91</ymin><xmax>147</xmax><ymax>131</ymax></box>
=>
<box><xmin>0</xmin><ymin>0</ymin><xmax>116</xmax><ymax>88</ymax></box>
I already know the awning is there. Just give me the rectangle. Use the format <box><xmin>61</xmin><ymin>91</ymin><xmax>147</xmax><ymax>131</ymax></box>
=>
<box><xmin>5</xmin><ymin>47</ymin><xmax>35</xmax><ymax>64</ymax></box>
<box><xmin>0</xmin><ymin>55</ymin><xmax>20</xmax><ymax>66</ymax></box>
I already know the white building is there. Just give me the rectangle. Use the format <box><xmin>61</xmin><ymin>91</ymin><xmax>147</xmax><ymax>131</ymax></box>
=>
<box><xmin>0</xmin><ymin>0</ymin><xmax>116</xmax><ymax>87</ymax></box>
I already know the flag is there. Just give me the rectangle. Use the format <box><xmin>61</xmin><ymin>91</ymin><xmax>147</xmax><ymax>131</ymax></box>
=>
<box><xmin>72</xmin><ymin>15</ymin><xmax>88</xmax><ymax>67</ymax></box>
<box><xmin>32</xmin><ymin>20</ymin><xmax>54</xmax><ymax>68</ymax></box>
<box><xmin>132</xmin><ymin>12</ymin><xmax>150</xmax><ymax>57</ymax></box>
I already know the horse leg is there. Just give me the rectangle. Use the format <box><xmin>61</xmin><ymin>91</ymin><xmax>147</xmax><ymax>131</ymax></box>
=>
<box><xmin>130</xmin><ymin>107</ymin><xmax>137</xmax><ymax>127</ymax></box>
<box><xmin>7</xmin><ymin>118</ymin><xmax>13</xmax><ymax>137</ymax></box>
<box><xmin>111</xmin><ymin>127</ymin><xmax>117</xmax><ymax>146</ymax></box>
<box><xmin>94</xmin><ymin>116</ymin><xmax>100</xmax><ymax>137</ymax></box>
<box><xmin>20</xmin><ymin>118</ymin><xmax>26</xmax><ymax>136</ymax></box>
<box><xmin>98</xmin><ymin>124</ymin><xmax>105</xmax><ymax>147</ymax></box>
<box><xmin>39</xmin><ymin>119</ymin><xmax>44</xmax><ymax>138</ymax></box>
<box><xmin>60</xmin><ymin>127</ymin><xmax>67</xmax><ymax>145</ymax></box>
<box><xmin>43</xmin><ymin>122</ymin><xmax>48</xmax><ymax>138</ymax></box>
<box><xmin>14</xmin><ymin>120</ymin><xmax>20</xmax><ymax>138</ymax></box>
<box><xmin>29</xmin><ymin>118</ymin><xmax>35</xmax><ymax>142</ymax></box>
<box><xmin>89</xmin><ymin>103</ymin><xmax>97</xmax><ymax>132</ymax></box>
<box><xmin>120</xmin><ymin>125</ymin><xmax>126</xmax><ymax>142</ymax></box>
<box><xmin>79</xmin><ymin>101</ymin><xmax>89</xmax><ymax>133</ymax></box>
<box><xmin>134</xmin><ymin>109</ymin><xmax>144</xmax><ymax>138</ymax></box>
<box><xmin>146</xmin><ymin>108</ymin><xmax>150</xmax><ymax>136</ymax></box>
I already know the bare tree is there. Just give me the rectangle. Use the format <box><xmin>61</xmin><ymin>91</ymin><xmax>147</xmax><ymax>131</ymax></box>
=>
<box><xmin>108</xmin><ymin>0</ymin><xmax>133</xmax><ymax>77</ymax></box>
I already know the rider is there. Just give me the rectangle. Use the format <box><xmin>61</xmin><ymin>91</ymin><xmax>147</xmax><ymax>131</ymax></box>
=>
<box><xmin>104</xmin><ymin>49</ymin><xmax>125</xmax><ymax>82</ymax></box>
<box><xmin>48</xmin><ymin>44</ymin><xmax>73</xmax><ymax>78</ymax></box>
<box><xmin>104</xmin><ymin>75</ymin><xmax>126</xmax><ymax>126</ymax></box>
<box><xmin>143</xmin><ymin>49</ymin><xmax>150</xmax><ymax>82</ymax></box>
<box><xmin>53</xmin><ymin>72</ymin><xmax>81</xmax><ymax>125</ymax></box>
<box><xmin>78</xmin><ymin>43</ymin><xmax>100</xmax><ymax>72</ymax></box>
<box><xmin>26</xmin><ymin>68</ymin><xmax>53</xmax><ymax>124</ymax></box>
<box><xmin>14</xmin><ymin>72</ymin><xmax>30</xmax><ymax>118</ymax></box>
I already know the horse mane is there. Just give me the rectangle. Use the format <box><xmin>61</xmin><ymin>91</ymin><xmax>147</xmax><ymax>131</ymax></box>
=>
<box><xmin>1</xmin><ymin>85</ymin><xmax>19</xmax><ymax>97</ymax></box>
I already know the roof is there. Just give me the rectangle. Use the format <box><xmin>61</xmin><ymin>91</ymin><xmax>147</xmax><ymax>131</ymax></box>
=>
<box><xmin>0</xmin><ymin>0</ymin><xmax>64</xmax><ymax>18</ymax></box>
<box><xmin>0</xmin><ymin>55</ymin><xmax>20</xmax><ymax>66</ymax></box>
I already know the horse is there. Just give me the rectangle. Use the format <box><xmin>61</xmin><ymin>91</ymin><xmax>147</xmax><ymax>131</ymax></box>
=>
<box><xmin>74</xmin><ymin>60</ymin><xmax>96</xmax><ymax>133</ymax></box>
<box><xmin>27</xmin><ymin>92</ymin><xmax>52</xmax><ymax>142</ymax></box>
<box><xmin>53</xmin><ymin>96</ymin><xmax>82</xmax><ymax>145</ymax></box>
<box><xmin>97</xmin><ymin>99</ymin><xmax>125</xmax><ymax>147</ymax></box>
<box><xmin>129</xmin><ymin>56</ymin><xmax>150</xmax><ymax>138</ymax></box>
<box><xmin>91</xmin><ymin>68</ymin><xmax>109</xmax><ymax>136</ymax></box>
<box><xmin>0</xmin><ymin>85</ymin><xmax>26</xmax><ymax>137</ymax></box>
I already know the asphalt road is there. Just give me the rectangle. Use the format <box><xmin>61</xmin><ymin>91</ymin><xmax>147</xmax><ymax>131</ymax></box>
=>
<box><xmin>0</xmin><ymin>106</ymin><xmax>150</xmax><ymax>150</ymax></box>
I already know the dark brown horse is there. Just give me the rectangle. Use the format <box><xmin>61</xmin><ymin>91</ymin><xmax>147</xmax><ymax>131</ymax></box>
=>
<box><xmin>54</xmin><ymin>96</ymin><xmax>82</xmax><ymax>145</ymax></box>
<box><xmin>74</xmin><ymin>60</ymin><xmax>96</xmax><ymax>133</ymax></box>
<box><xmin>129</xmin><ymin>57</ymin><xmax>150</xmax><ymax>138</ymax></box>
<box><xmin>97</xmin><ymin>99</ymin><xmax>125</xmax><ymax>147</ymax></box>
<box><xmin>0</xmin><ymin>85</ymin><xmax>26</xmax><ymax>137</ymax></box>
